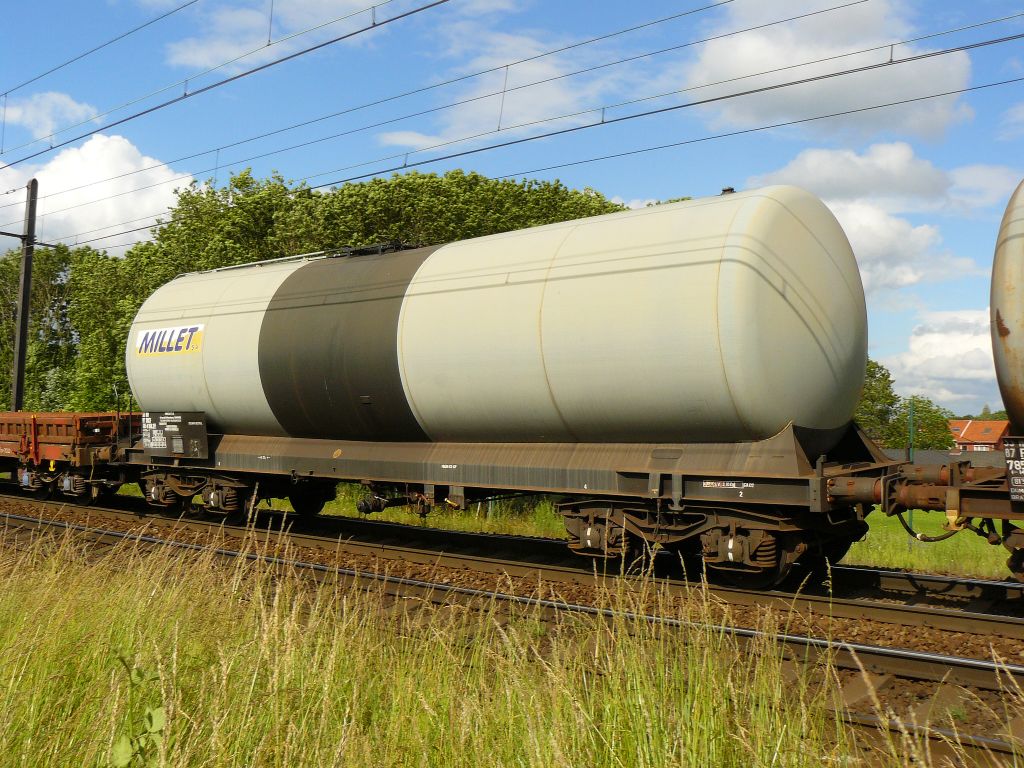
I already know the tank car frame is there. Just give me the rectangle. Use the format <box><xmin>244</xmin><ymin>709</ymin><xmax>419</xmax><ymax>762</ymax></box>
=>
<box><xmin>122</xmin><ymin>414</ymin><xmax>901</xmax><ymax>585</ymax></box>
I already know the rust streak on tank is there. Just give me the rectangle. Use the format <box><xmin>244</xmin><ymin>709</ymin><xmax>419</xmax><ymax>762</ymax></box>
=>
<box><xmin>996</xmin><ymin>308</ymin><xmax>1011</xmax><ymax>338</ymax></box>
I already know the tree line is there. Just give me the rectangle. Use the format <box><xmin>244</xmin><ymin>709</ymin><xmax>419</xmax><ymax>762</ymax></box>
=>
<box><xmin>0</xmin><ymin>169</ymin><xmax>976</xmax><ymax>449</ymax></box>
<box><xmin>854</xmin><ymin>359</ymin><xmax>956</xmax><ymax>450</ymax></box>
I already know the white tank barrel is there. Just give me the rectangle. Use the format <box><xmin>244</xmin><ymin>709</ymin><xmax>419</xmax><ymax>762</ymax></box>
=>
<box><xmin>127</xmin><ymin>185</ymin><xmax>867</xmax><ymax>446</ymax></box>
<box><xmin>992</xmin><ymin>179</ymin><xmax>1024</xmax><ymax>431</ymax></box>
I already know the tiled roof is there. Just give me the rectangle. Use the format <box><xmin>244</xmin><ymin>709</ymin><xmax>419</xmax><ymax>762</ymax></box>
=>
<box><xmin>948</xmin><ymin>419</ymin><xmax>1010</xmax><ymax>444</ymax></box>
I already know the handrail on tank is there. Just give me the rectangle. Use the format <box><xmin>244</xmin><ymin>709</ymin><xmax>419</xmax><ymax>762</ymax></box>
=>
<box><xmin>174</xmin><ymin>241</ymin><xmax>425</xmax><ymax>278</ymax></box>
<box><xmin>179</xmin><ymin>250</ymin><xmax>331</xmax><ymax>277</ymax></box>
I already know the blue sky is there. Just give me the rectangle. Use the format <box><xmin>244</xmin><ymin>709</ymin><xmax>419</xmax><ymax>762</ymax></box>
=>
<box><xmin>0</xmin><ymin>0</ymin><xmax>1022</xmax><ymax>414</ymax></box>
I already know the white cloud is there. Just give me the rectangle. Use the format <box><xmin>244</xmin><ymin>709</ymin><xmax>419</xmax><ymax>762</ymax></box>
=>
<box><xmin>753</xmin><ymin>143</ymin><xmax>948</xmax><ymax>211</ymax></box>
<box><xmin>677</xmin><ymin>0</ymin><xmax>972</xmax><ymax>138</ymax></box>
<box><xmin>3</xmin><ymin>92</ymin><xmax>98</xmax><ymax>140</ymax></box>
<box><xmin>948</xmin><ymin>165</ymin><xmax>1023</xmax><ymax>211</ymax></box>
<box><xmin>611</xmin><ymin>196</ymin><xmax>658</xmax><ymax>209</ymax></box>
<box><xmin>0</xmin><ymin>134</ymin><xmax>191</xmax><ymax>256</ymax></box>
<box><xmin>753</xmin><ymin>142</ymin><xmax>1022</xmax><ymax>216</ymax></box>
<box><xmin>376</xmin><ymin>20</ymin><xmax>627</xmax><ymax>153</ymax></box>
<box><xmin>164</xmin><ymin>0</ymin><xmax>376</xmax><ymax>71</ymax></box>
<box><xmin>751</xmin><ymin>143</ymin><xmax>1017</xmax><ymax>293</ymax></box>
<box><xmin>166</xmin><ymin>6</ymin><xmax>270</xmax><ymax>69</ymax></box>
<box><xmin>827</xmin><ymin>200</ymin><xmax>979</xmax><ymax>293</ymax></box>
<box><xmin>999</xmin><ymin>103</ymin><xmax>1024</xmax><ymax>140</ymax></box>
<box><xmin>883</xmin><ymin>309</ymin><xmax>999</xmax><ymax>408</ymax></box>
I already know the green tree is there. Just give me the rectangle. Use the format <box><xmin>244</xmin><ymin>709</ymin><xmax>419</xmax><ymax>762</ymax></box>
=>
<box><xmin>853</xmin><ymin>358</ymin><xmax>899</xmax><ymax>441</ymax></box>
<box><xmin>0</xmin><ymin>244</ymin><xmax>77</xmax><ymax>410</ymax></box>
<box><xmin>885</xmin><ymin>395</ymin><xmax>955</xmax><ymax>451</ymax></box>
<box><xmin>960</xmin><ymin>404</ymin><xmax>1009</xmax><ymax>420</ymax></box>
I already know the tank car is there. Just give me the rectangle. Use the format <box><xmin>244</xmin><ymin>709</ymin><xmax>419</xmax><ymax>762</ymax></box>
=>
<box><xmin>114</xmin><ymin>185</ymin><xmax>901</xmax><ymax>586</ymax></box>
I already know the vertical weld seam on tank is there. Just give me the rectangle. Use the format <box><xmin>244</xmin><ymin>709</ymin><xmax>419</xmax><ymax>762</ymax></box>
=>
<box><xmin>395</xmin><ymin>245</ymin><xmax>445</xmax><ymax>441</ymax></box>
<box><xmin>715</xmin><ymin>194</ymin><xmax>753</xmax><ymax>435</ymax></box>
<box><xmin>750</xmin><ymin>194</ymin><xmax>858</xmax><ymax>374</ymax></box>
<box><xmin>535</xmin><ymin>223</ymin><xmax>584</xmax><ymax>442</ymax></box>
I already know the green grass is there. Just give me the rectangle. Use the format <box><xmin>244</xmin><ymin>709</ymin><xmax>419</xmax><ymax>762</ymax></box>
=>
<box><xmin>846</xmin><ymin>508</ymin><xmax>1011</xmax><ymax>580</ymax></box>
<box><xmin>320</xmin><ymin>484</ymin><xmax>569</xmax><ymax>538</ymax></box>
<box><xmin>0</xmin><ymin>533</ymin><xmax>941</xmax><ymax>768</ymax></box>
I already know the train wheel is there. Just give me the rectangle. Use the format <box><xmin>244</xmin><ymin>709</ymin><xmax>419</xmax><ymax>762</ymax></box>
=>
<box><xmin>1007</xmin><ymin>548</ymin><xmax>1024</xmax><ymax>582</ymax></box>
<box><xmin>711</xmin><ymin>561</ymin><xmax>792</xmax><ymax>590</ymax></box>
<box><xmin>224</xmin><ymin>489</ymin><xmax>259</xmax><ymax>526</ymax></box>
<box><xmin>662</xmin><ymin>546</ymin><xmax>705</xmax><ymax>582</ymax></box>
<box><xmin>288</xmin><ymin>482</ymin><xmax>335</xmax><ymax>516</ymax></box>
<box><xmin>171</xmin><ymin>494</ymin><xmax>195</xmax><ymax>517</ymax></box>
<box><xmin>790</xmin><ymin>535</ymin><xmax>859</xmax><ymax>588</ymax></box>
<box><xmin>618</xmin><ymin>533</ymin><xmax>657</xmax><ymax>575</ymax></box>
<box><xmin>33</xmin><ymin>481</ymin><xmax>55</xmax><ymax>501</ymax></box>
<box><xmin>700</xmin><ymin>527</ymin><xmax>794</xmax><ymax>588</ymax></box>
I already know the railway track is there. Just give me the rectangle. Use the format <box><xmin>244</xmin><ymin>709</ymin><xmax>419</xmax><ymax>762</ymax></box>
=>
<box><xmin>0</xmin><ymin>502</ymin><xmax>1021</xmax><ymax>766</ymax></box>
<box><xmin>285</xmin><ymin>514</ymin><xmax>1024</xmax><ymax>637</ymax></box>
<box><xmin>3</xmin><ymin>488</ymin><xmax>1024</xmax><ymax>644</ymax></box>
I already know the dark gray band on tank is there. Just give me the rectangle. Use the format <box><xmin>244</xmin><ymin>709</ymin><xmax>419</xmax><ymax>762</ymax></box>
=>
<box><xmin>258</xmin><ymin>246</ymin><xmax>441</xmax><ymax>440</ymax></box>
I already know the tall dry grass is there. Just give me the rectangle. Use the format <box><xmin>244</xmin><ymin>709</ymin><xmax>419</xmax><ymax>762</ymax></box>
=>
<box><xmin>0</xmin><ymin>528</ymin><xmax>1008</xmax><ymax>767</ymax></box>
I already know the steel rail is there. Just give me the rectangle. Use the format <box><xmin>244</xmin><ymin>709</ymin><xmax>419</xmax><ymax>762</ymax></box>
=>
<box><xmin>832</xmin><ymin>563</ymin><xmax>1024</xmax><ymax>602</ymax></box>
<box><xmin>0</xmin><ymin>488</ymin><xmax>1022</xmax><ymax>642</ymax></box>
<box><xmin>0</xmin><ymin>508</ymin><xmax>1021</xmax><ymax>764</ymax></box>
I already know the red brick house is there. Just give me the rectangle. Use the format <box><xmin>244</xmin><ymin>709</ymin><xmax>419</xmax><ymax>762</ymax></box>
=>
<box><xmin>948</xmin><ymin>419</ymin><xmax>1010</xmax><ymax>452</ymax></box>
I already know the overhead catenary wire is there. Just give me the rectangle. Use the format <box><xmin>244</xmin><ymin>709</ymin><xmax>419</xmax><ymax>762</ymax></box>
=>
<box><xmin>55</xmin><ymin>33</ymin><xmax>1024</xmax><ymax>248</ymax></box>
<box><xmin>50</xmin><ymin>23</ymin><xmax>1023</xmax><ymax>241</ymax></box>
<box><xmin>28</xmin><ymin>20</ymin><xmax>1024</xmax><ymax>241</ymax></box>
<box><xmin>0</xmin><ymin>0</ymin><xmax>404</xmax><ymax>159</ymax></box>
<box><xmin>10</xmin><ymin>0</ymin><xmax>993</xmax><ymax>237</ymax></box>
<box><xmin>0</xmin><ymin>0</ymin><xmax>200</xmax><ymax>99</ymax></box>
<box><xmin>0</xmin><ymin>0</ymin><xmax>742</xmax><ymax>212</ymax></box>
<box><xmin>11</xmin><ymin>0</ymin><xmax>1021</xmax><ymax>224</ymax></box>
<box><xmin>0</xmin><ymin>0</ymin><xmax>454</xmax><ymax>171</ymax></box>
<box><xmin>8</xmin><ymin>4</ymin><xmax>1023</xmax><ymax>247</ymax></box>
<box><xmin>64</xmin><ymin>74</ymin><xmax>1024</xmax><ymax>257</ymax></box>
<box><xmin>495</xmin><ymin>77</ymin><xmax>1024</xmax><ymax>180</ymax></box>
<box><xmin>2</xmin><ymin>0</ymin><xmax>865</xmax><ymax>232</ymax></box>
<box><xmin>0</xmin><ymin>5</ymin><xmax>904</xmax><ymax>236</ymax></box>
<box><xmin>301</xmin><ymin>30</ymin><xmax>1024</xmax><ymax>187</ymax></box>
